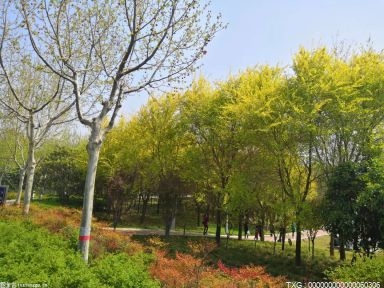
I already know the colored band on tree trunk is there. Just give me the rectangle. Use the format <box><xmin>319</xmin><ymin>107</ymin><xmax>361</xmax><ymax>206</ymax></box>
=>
<box><xmin>79</xmin><ymin>226</ymin><xmax>91</xmax><ymax>241</ymax></box>
<box><xmin>79</xmin><ymin>235</ymin><xmax>91</xmax><ymax>241</ymax></box>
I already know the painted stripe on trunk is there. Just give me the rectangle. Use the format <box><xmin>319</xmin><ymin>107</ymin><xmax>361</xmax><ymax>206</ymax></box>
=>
<box><xmin>79</xmin><ymin>235</ymin><xmax>91</xmax><ymax>241</ymax></box>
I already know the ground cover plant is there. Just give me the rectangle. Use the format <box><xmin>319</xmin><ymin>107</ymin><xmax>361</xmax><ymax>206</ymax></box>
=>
<box><xmin>325</xmin><ymin>253</ymin><xmax>384</xmax><ymax>283</ymax></box>
<box><xmin>1</xmin><ymin>201</ymin><xmax>383</xmax><ymax>287</ymax></box>
<box><xmin>0</xmin><ymin>205</ymin><xmax>159</xmax><ymax>287</ymax></box>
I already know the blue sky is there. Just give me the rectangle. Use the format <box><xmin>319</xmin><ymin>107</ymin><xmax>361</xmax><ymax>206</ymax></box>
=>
<box><xmin>123</xmin><ymin>0</ymin><xmax>384</xmax><ymax>116</ymax></box>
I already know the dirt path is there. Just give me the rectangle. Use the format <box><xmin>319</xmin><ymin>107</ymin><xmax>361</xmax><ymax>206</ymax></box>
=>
<box><xmin>104</xmin><ymin>226</ymin><xmax>329</xmax><ymax>242</ymax></box>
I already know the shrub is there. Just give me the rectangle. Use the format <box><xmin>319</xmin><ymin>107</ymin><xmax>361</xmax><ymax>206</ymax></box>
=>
<box><xmin>91</xmin><ymin>253</ymin><xmax>160</xmax><ymax>288</ymax></box>
<box><xmin>151</xmin><ymin>251</ymin><xmax>204</xmax><ymax>287</ymax></box>
<box><xmin>150</xmin><ymin>250</ymin><xmax>287</xmax><ymax>288</ymax></box>
<box><xmin>0</xmin><ymin>221</ymin><xmax>159</xmax><ymax>288</ymax></box>
<box><xmin>0</xmin><ymin>221</ymin><xmax>100</xmax><ymax>288</ymax></box>
<box><xmin>325</xmin><ymin>256</ymin><xmax>384</xmax><ymax>283</ymax></box>
<box><xmin>217</xmin><ymin>260</ymin><xmax>287</xmax><ymax>287</ymax></box>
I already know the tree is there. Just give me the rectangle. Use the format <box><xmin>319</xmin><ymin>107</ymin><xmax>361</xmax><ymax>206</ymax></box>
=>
<box><xmin>36</xmin><ymin>144</ymin><xmax>86</xmax><ymax>202</ymax></box>
<box><xmin>309</xmin><ymin>47</ymin><xmax>384</xmax><ymax>256</ymax></box>
<box><xmin>322</xmin><ymin>162</ymin><xmax>363</xmax><ymax>261</ymax></box>
<box><xmin>0</xmin><ymin>118</ymin><xmax>28</xmax><ymax>205</ymax></box>
<box><xmin>0</xmin><ymin>10</ymin><xmax>75</xmax><ymax>214</ymax></box>
<box><xmin>231</xmin><ymin>61</ymin><xmax>322</xmax><ymax>265</ymax></box>
<box><xmin>10</xmin><ymin>0</ymin><xmax>224</xmax><ymax>262</ymax></box>
<box><xmin>225</xmin><ymin>66</ymin><xmax>288</xmax><ymax>242</ymax></box>
<box><xmin>99</xmin><ymin>118</ymin><xmax>141</xmax><ymax>225</ymax></box>
<box><xmin>105</xmin><ymin>169</ymin><xmax>136</xmax><ymax>230</ymax></box>
<box><xmin>356</xmin><ymin>157</ymin><xmax>384</xmax><ymax>257</ymax></box>
<box><xmin>301</xmin><ymin>199</ymin><xmax>323</xmax><ymax>259</ymax></box>
<box><xmin>134</xmin><ymin>95</ymin><xmax>188</xmax><ymax>236</ymax></box>
<box><xmin>181</xmin><ymin>78</ymin><xmax>242</xmax><ymax>245</ymax></box>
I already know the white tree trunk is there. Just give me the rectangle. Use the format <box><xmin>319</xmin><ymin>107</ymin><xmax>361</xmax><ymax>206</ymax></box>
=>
<box><xmin>15</xmin><ymin>167</ymin><xmax>26</xmax><ymax>206</ymax></box>
<box><xmin>23</xmin><ymin>140</ymin><xmax>36</xmax><ymax>214</ymax></box>
<box><xmin>78</xmin><ymin>124</ymin><xmax>103</xmax><ymax>263</ymax></box>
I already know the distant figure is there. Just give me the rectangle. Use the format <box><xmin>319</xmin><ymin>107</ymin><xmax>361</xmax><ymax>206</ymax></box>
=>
<box><xmin>269</xmin><ymin>224</ymin><xmax>275</xmax><ymax>237</ymax></box>
<box><xmin>291</xmin><ymin>223</ymin><xmax>296</xmax><ymax>237</ymax></box>
<box><xmin>288</xmin><ymin>238</ymin><xmax>292</xmax><ymax>246</ymax></box>
<box><xmin>244</xmin><ymin>222</ymin><xmax>249</xmax><ymax>239</ymax></box>
<box><xmin>0</xmin><ymin>188</ymin><xmax>5</xmax><ymax>206</ymax></box>
<box><xmin>254</xmin><ymin>227</ymin><xmax>259</xmax><ymax>240</ymax></box>
<box><xmin>257</xmin><ymin>224</ymin><xmax>263</xmax><ymax>241</ymax></box>
<box><xmin>202</xmin><ymin>213</ymin><xmax>209</xmax><ymax>235</ymax></box>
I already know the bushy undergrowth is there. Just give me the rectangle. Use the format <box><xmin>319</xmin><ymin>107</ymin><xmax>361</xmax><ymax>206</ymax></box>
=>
<box><xmin>148</xmin><ymin>237</ymin><xmax>287</xmax><ymax>287</ymax></box>
<box><xmin>2</xmin><ymin>203</ymin><xmax>383</xmax><ymax>287</ymax></box>
<box><xmin>0</xmin><ymin>220</ymin><xmax>98</xmax><ymax>287</ymax></box>
<box><xmin>0</xmin><ymin>220</ymin><xmax>159</xmax><ymax>288</ymax></box>
<box><xmin>93</xmin><ymin>253</ymin><xmax>159</xmax><ymax>288</ymax></box>
<box><xmin>325</xmin><ymin>255</ymin><xmax>384</xmax><ymax>283</ymax></box>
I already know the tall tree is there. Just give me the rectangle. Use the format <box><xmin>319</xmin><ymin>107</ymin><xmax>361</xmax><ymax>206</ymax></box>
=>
<box><xmin>134</xmin><ymin>95</ymin><xmax>187</xmax><ymax>236</ymax></box>
<box><xmin>226</xmin><ymin>66</ymin><xmax>287</xmax><ymax>242</ymax></box>
<box><xmin>307</xmin><ymin>47</ymin><xmax>384</xmax><ymax>256</ymax></box>
<box><xmin>9</xmin><ymin>0</ymin><xmax>224</xmax><ymax>262</ymax></box>
<box><xmin>0</xmin><ymin>8</ymin><xmax>75</xmax><ymax>214</ymax></box>
<box><xmin>182</xmin><ymin>78</ymin><xmax>241</xmax><ymax>244</ymax></box>
<box><xmin>0</xmin><ymin>118</ymin><xmax>28</xmax><ymax>205</ymax></box>
<box><xmin>322</xmin><ymin>162</ymin><xmax>363</xmax><ymax>261</ymax></box>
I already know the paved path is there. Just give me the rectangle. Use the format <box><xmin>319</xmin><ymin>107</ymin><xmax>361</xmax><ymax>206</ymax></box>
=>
<box><xmin>103</xmin><ymin>227</ymin><xmax>329</xmax><ymax>242</ymax></box>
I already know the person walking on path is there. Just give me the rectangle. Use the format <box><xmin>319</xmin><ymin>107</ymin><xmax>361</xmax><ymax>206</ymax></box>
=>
<box><xmin>202</xmin><ymin>213</ymin><xmax>209</xmax><ymax>235</ymax></box>
<box><xmin>244</xmin><ymin>222</ymin><xmax>249</xmax><ymax>239</ymax></box>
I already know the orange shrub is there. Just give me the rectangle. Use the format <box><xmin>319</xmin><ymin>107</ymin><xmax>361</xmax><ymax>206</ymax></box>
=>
<box><xmin>151</xmin><ymin>251</ymin><xmax>204</xmax><ymax>287</ymax></box>
<box><xmin>150</xmin><ymin>250</ymin><xmax>287</xmax><ymax>288</ymax></box>
<box><xmin>89</xmin><ymin>228</ymin><xmax>145</xmax><ymax>259</ymax></box>
<box><xmin>217</xmin><ymin>260</ymin><xmax>287</xmax><ymax>288</ymax></box>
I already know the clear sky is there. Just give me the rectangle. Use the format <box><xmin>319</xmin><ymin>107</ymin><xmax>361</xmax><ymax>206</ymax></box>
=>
<box><xmin>122</xmin><ymin>0</ymin><xmax>384</xmax><ymax>116</ymax></box>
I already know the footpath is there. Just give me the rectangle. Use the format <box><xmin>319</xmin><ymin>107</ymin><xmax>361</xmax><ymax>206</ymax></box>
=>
<box><xmin>104</xmin><ymin>226</ymin><xmax>329</xmax><ymax>242</ymax></box>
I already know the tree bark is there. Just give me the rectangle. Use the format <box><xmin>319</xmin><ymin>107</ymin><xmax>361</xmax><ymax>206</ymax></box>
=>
<box><xmin>78</xmin><ymin>127</ymin><xmax>103</xmax><ymax>263</ymax></box>
<box><xmin>281</xmin><ymin>227</ymin><xmax>286</xmax><ymax>251</ymax></box>
<box><xmin>339</xmin><ymin>238</ymin><xmax>346</xmax><ymax>261</ymax></box>
<box><xmin>311</xmin><ymin>237</ymin><xmax>315</xmax><ymax>259</ymax></box>
<box><xmin>196</xmin><ymin>203</ymin><xmax>201</xmax><ymax>227</ymax></box>
<box><xmin>295</xmin><ymin>221</ymin><xmax>301</xmax><ymax>266</ymax></box>
<box><xmin>260</xmin><ymin>217</ymin><xmax>265</xmax><ymax>241</ymax></box>
<box><xmin>238</xmin><ymin>213</ymin><xmax>243</xmax><ymax>240</ymax></box>
<box><xmin>23</xmin><ymin>136</ymin><xmax>36</xmax><ymax>215</ymax></box>
<box><xmin>215</xmin><ymin>208</ymin><xmax>221</xmax><ymax>245</ymax></box>
<box><xmin>140</xmin><ymin>192</ymin><xmax>150</xmax><ymax>224</ymax></box>
<box><xmin>15</xmin><ymin>167</ymin><xmax>26</xmax><ymax>206</ymax></box>
<box><xmin>330</xmin><ymin>233</ymin><xmax>335</xmax><ymax>257</ymax></box>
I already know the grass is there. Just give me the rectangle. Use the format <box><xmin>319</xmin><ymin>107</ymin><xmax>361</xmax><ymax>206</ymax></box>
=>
<box><xmin>4</xmin><ymin>196</ymin><xmax>383</xmax><ymax>285</ymax></box>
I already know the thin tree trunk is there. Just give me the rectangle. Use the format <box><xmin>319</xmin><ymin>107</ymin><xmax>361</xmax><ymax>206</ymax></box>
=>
<box><xmin>137</xmin><ymin>193</ymin><xmax>141</xmax><ymax>214</ymax></box>
<box><xmin>215</xmin><ymin>208</ymin><xmax>221</xmax><ymax>245</ymax></box>
<box><xmin>78</xmin><ymin>128</ymin><xmax>103</xmax><ymax>263</ymax></box>
<box><xmin>311</xmin><ymin>237</ymin><xmax>315</xmax><ymax>259</ymax></box>
<box><xmin>330</xmin><ymin>233</ymin><xmax>335</xmax><ymax>257</ymax></box>
<box><xmin>281</xmin><ymin>227</ymin><xmax>286</xmax><ymax>251</ymax></box>
<box><xmin>196</xmin><ymin>203</ymin><xmax>201</xmax><ymax>227</ymax></box>
<box><xmin>15</xmin><ymin>167</ymin><xmax>26</xmax><ymax>206</ymax></box>
<box><xmin>238</xmin><ymin>213</ymin><xmax>243</xmax><ymax>240</ymax></box>
<box><xmin>339</xmin><ymin>238</ymin><xmax>346</xmax><ymax>261</ymax></box>
<box><xmin>295</xmin><ymin>221</ymin><xmax>301</xmax><ymax>266</ymax></box>
<box><xmin>260</xmin><ymin>217</ymin><xmax>265</xmax><ymax>241</ymax></box>
<box><xmin>308</xmin><ymin>235</ymin><xmax>311</xmax><ymax>253</ymax></box>
<box><xmin>23</xmin><ymin>139</ymin><xmax>36</xmax><ymax>215</ymax></box>
<box><xmin>140</xmin><ymin>192</ymin><xmax>150</xmax><ymax>224</ymax></box>
<box><xmin>156</xmin><ymin>195</ymin><xmax>160</xmax><ymax>214</ymax></box>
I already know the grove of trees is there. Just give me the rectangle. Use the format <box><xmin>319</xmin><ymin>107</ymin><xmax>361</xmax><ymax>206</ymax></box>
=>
<box><xmin>0</xmin><ymin>2</ymin><xmax>383</xmax><ymax>268</ymax></box>
<box><xmin>98</xmin><ymin>47</ymin><xmax>384</xmax><ymax>265</ymax></box>
<box><xmin>0</xmin><ymin>0</ymin><xmax>224</xmax><ymax>263</ymax></box>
